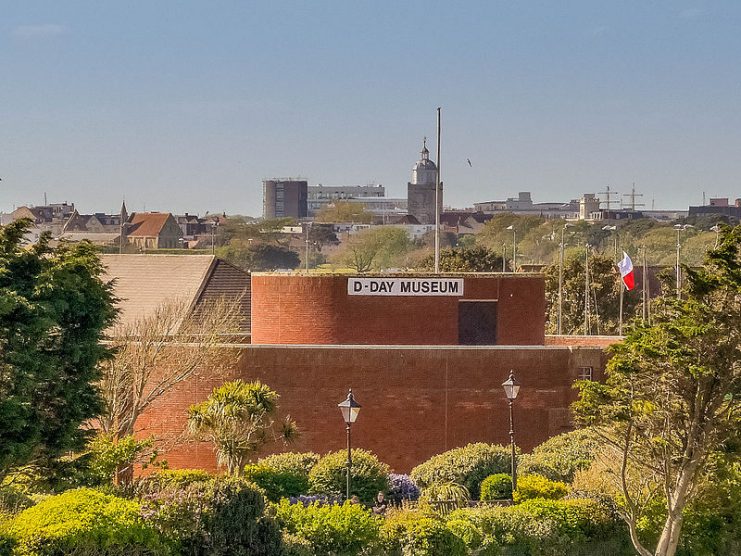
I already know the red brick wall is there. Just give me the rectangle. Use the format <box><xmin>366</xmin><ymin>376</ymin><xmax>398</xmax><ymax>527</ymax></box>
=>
<box><xmin>250</xmin><ymin>274</ymin><xmax>545</xmax><ymax>345</ymax></box>
<box><xmin>137</xmin><ymin>344</ymin><xmax>603</xmax><ymax>474</ymax></box>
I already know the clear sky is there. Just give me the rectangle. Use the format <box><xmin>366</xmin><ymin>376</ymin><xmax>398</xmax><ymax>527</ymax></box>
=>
<box><xmin>1</xmin><ymin>1</ymin><xmax>739</xmax><ymax>216</ymax></box>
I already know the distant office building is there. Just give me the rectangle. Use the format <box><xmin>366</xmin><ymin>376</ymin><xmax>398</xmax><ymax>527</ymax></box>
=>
<box><xmin>263</xmin><ymin>179</ymin><xmax>308</xmax><ymax>219</ymax></box>
<box><xmin>308</xmin><ymin>184</ymin><xmax>385</xmax><ymax>216</ymax></box>
<box><xmin>407</xmin><ymin>140</ymin><xmax>441</xmax><ymax>224</ymax></box>
<box><xmin>688</xmin><ymin>197</ymin><xmax>741</xmax><ymax>219</ymax></box>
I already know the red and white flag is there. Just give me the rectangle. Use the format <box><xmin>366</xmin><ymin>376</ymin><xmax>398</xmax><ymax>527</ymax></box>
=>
<box><xmin>617</xmin><ymin>252</ymin><xmax>635</xmax><ymax>291</ymax></box>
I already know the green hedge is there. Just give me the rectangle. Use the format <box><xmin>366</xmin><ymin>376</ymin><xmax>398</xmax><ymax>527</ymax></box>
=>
<box><xmin>513</xmin><ymin>474</ymin><xmax>568</xmax><ymax>503</ymax></box>
<box><xmin>381</xmin><ymin>510</ymin><xmax>467</xmax><ymax>556</ymax></box>
<box><xmin>139</xmin><ymin>473</ymin><xmax>281</xmax><ymax>555</ymax></box>
<box><xmin>9</xmin><ymin>488</ymin><xmax>170</xmax><ymax>556</ymax></box>
<box><xmin>309</xmin><ymin>449</ymin><xmax>389</xmax><ymax>504</ymax></box>
<box><xmin>518</xmin><ymin>429</ymin><xmax>599</xmax><ymax>483</ymax></box>
<box><xmin>244</xmin><ymin>464</ymin><xmax>309</xmax><ymax>502</ymax></box>
<box><xmin>448</xmin><ymin>497</ymin><xmax>630</xmax><ymax>555</ymax></box>
<box><xmin>410</xmin><ymin>443</ymin><xmax>511</xmax><ymax>500</ymax></box>
<box><xmin>480</xmin><ymin>474</ymin><xmax>512</xmax><ymax>501</ymax></box>
<box><xmin>257</xmin><ymin>452</ymin><xmax>320</xmax><ymax>477</ymax></box>
<box><xmin>275</xmin><ymin>499</ymin><xmax>380</xmax><ymax>555</ymax></box>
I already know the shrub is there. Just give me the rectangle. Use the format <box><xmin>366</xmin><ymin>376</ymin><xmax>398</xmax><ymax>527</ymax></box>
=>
<box><xmin>9</xmin><ymin>487</ymin><xmax>169</xmax><ymax>555</ymax></box>
<box><xmin>513</xmin><ymin>474</ymin><xmax>568</xmax><ymax>503</ymax></box>
<box><xmin>387</xmin><ymin>474</ymin><xmax>420</xmax><ymax>504</ymax></box>
<box><xmin>243</xmin><ymin>464</ymin><xmax>308</xmax><ymax>502</ymax></box>
<box><xmin>381</xmin><ymin>510</ymin><xmax>467</xmax><ymax>556</ymax></box>
<box><xmin>275</xmin><ymin>499</ymin><xmax>381</xmax><ymax>555</ymax></box>
<box><xmin>287</xmin><ymin>494</ymin><xmax>339</xmax><ymax>507</ymax></box>
<box><xmin>418</xmin><ymin>482</ymin><xmax>470</xmax><ymax>515</ymax></box>
<box><xmin>518</xmin><ymin>429</ymin><xmax>599</xmax><ymax>483</ymax></box>
<box><xmin>280</xmin><ymin>532</ymin><xmax>313</xmax><ymax>556</ymax></box>
<box><xmin>0</xmin><ymin>486</ymin><xmax>34</xmax><ymax>516</ymax></box>
<box><xmin>480</xmin><ymin>474</ymin><xmax>512</xmax><ymax>501</ymax></box>
<box><xmin>135</xmin><ymin>469</ymin><xmax>212</xmax><ymax>494</ymax></box>
<box><xmin>140</xmin><ymin>473</ymin><xmax>281</xmax><ymax>555</ymax></box>
<box><xmin>257</xmin><ymin>452</ymin><xmax>320</xmax><ymax>477</ymax></box>
<box><xmin>308</xmin><ymin>449</ymin><xmax>389</xmax><ymax>504</ymax></box>
<box><xmin>449</xmin><ymin>498</ymin><xmax>628</xmax><ymax>555</ymax></box>
<box><xmin>410</xmin><ymin>443</ymin><xmax>511</xmax><ymax>499</ymax></box>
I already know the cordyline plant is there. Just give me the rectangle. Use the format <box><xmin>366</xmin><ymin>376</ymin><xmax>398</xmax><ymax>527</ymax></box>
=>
<box><xmin>188</xmin><ymin>380</ymin><xmax>298</xmax><ymax>476</ymax></box>
<box><xmin>573</xmin><ymin>225</ymin><xmax>741</xmax><ymax>556</ymax></box>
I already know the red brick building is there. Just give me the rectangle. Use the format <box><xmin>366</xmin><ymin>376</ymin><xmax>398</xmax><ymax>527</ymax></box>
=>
<box><xmin>124</xmin><ymin>272</ymin><xmax>616</xmax><ymax>473</ymax></box>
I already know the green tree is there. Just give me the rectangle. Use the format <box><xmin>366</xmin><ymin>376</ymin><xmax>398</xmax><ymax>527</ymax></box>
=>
<box><xmin>543</xmin><ymin>249</ymin><xmax>640</xmax><ymax>335</ymax></box>
<box><xmin>0</xmin><ymin>220</ymin><xmax>116</xmax><ymax>477</ymax></box>
<box><xmin>314</xmin><ymin>201</ymin><xmax>373</xmax><ymax>224</ymax></box>
<box><xmin>420</xmin><ymin>246</ymin><xmax>508</xmax><ymax>272</ymax></box>
<box><xmin>333</xmin><ymin>226</ymin><xmax>412</xmax><ymax>272</ymax></box>
<box><xmin>573</xmin><ymin>226</ymin><xmax>741</xmax><ymax>556</ymax></box>
<box><xmin>216</xmin><ymin>241</ymin><xmax>300</xmax><ymax>271</ymax></box>
<box><xmin>187</xmin><ymin>380</ymin><xmax>298</xmax><ymax>476</ymax></box>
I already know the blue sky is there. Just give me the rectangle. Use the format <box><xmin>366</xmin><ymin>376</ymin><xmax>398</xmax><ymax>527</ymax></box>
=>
<box><xmin>1</xmin><ymin>1</ymin><xmax>739</xmax><ymax>216</ymax></box>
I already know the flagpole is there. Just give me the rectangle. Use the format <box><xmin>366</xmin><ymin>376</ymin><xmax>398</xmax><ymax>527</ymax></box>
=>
<box><xmin>434</xmin><ymin>107</ymin><xmax>441</xmax><ymax>274</ymax></box>
<box><xmin>618</xmin><ymin>279</ymin><xmax>624</xmax><ymax>335</ymax></box>
<box><xmin>584</xmin><ymin>244</ymin><xmax>589</xmax><ymax>336</ymax></box>
<box><xmin>642</xmin><ymin>247</ymin><xmax>648</xmax><ymax>325</ymax></box>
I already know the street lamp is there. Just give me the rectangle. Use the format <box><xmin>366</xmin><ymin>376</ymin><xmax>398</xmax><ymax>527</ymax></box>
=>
<box><xmin>558</xmin><ymin>223</ymin><xmax>574</xmax><ymax>335</ymax></box>
<box><xmin>338</xmin><ymin>389</ymin><xmax>361</xmax><ymax>501</ymax></box>
<box><xmin>674</xmin><ymin>224</ymin><xmax>694</xmax><ymax>299</ymax></box>
<box><xmin>501</xmin><ymin>371</ymin><xmax>520</xmax><ymax>492</ymax></box>
<box><xmin>210</xmin><ymin>221</ymin><xmax>219</xmax><ymax>255</ymax></box>
<box><xmin>506</xmin><ymin>225</ymin><xmax>517</xmax><ymax>271</ymax></box>
<box><xmin>602</xmin><ymin>225</ymin><xmax>618</xmax><ymax>260</ymax></box>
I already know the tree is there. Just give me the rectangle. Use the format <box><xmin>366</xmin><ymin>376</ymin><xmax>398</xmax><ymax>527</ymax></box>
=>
<box><xmin>573</xmin><ymin>226</ymin><xmax>741</xmax><ymax>556</ymax></box>
<box><xmin>216</xmin><ymin>241</ymin><xmax>300</xmax><ymax>271</ymax></box>
<box><xmin>542</xmin><ymin>249</ymin><xmax>640</xmax><ymax>335</ymax></box>
<box><xmin>99</xmin><ymin>298</ymin><xmax>241</xmax><ymax>483</ymax></box>
<box><xmin>420</xmin><ymin>246</ymin><xmax>507</xmax><ymax>272</ymax></box>
<box><xmin>333</xmin><ymin>226</ymin><xmax>412</xmax><ymax>272</ymax></box>
<box><xmin>187</xmin><ymin>380</ymin><xmax>298</xmax><ymax>476</ymax></box>
<box><xmin>314</xmin><ymin>201</ymin><xmax>373</xmax><ymax>224</ymax></box>
<box><xmin>0</xmin><ymin>220</ymin><xmax>116</xmax><ymax>476</ymax></box>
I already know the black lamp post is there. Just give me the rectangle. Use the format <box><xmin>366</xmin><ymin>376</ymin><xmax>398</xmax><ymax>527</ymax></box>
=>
<box><xmin>502</xmin><ymin>371</ymin><xmax>521</xmax><ymax>492</ymax></box>
<box><xmin>337</xmin><ymin>389</ymin><xmax>361</xmax><ymax>501</ymax></box>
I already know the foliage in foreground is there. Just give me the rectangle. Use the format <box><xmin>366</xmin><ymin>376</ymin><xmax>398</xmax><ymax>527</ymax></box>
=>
<box><xmin>8</xmin><ymin>488</ymin><xmax>169</xmax><ymax>556</ymax></box>
<box><xmin>0</xmin><ymin>221</ymin><xmax>116</xmax><ymax>476</ymax></box>
<box><xmin>512</xmin><ymin>474</ymin><xmax>569</xmax><ymax>504</ymax></box>
<box><xmin>137</xmin><ymin>471</ymin><xmax>282</xmax><ymax>556</ymax></box>
<box><xmin>410</xmin><ymin>443</ymin><xmax>511</xmax><ymax>500</ymax></box>
<box><xmin>275</xmin><ymin>499</ymin><xmax>381</xmax><ymax>556</ymax></box>
<box><xmin>308</xmin><ymin>449</ymin><xmax>390</xmax><ymax>505</ymax></box>
<box><xmin>574</xmin><ymin>225</ymin><xmax>741</xmax><ymax>556</ymax></box>
<box><xmin>479</xmin><ymin>473</ymin><xmax>512</xmax><ymax>501</ymax></box>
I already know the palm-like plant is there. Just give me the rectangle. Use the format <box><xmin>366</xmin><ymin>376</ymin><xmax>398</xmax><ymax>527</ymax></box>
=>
<box><xmin>187</xmin><ymin>380</ymin><xmax>298</xmax><ymax>476</ymax></box>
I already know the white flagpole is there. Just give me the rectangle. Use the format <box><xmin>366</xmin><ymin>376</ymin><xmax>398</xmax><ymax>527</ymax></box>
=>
<box><xmin>434</xmin><ymin>107</ymin><xmax>441</xmax><ymax>274</ymax></box>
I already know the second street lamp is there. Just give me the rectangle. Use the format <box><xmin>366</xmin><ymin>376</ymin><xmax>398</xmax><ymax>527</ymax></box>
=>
<box><xmin>337</xmin><ymin>389</ymin><xmax>361</xmax><ymax>502</ymax></box>
<box><xmin>502</xmin><ymin>371</ymin><xmax>521</xmax><ymax>492</ymax></box>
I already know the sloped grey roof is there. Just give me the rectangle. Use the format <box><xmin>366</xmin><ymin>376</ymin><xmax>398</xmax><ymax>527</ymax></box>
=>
<box><xmin>101</xmin><ymin>254</ymin><xmax>216</xmax><ymax>329</ymax></box>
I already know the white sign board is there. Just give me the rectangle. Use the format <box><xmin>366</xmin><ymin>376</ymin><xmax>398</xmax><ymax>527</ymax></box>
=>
<box><xmin>347</xmin><ymin>278</ymin><xmax>464</xmax><ymax>297</ymax></box>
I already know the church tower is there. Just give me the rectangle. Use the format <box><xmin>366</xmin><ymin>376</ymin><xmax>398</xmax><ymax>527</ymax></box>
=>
<box><xmin>407</xmin><ymin>139</ymin><xmax>442</xmax><ymax>224</ymax></box>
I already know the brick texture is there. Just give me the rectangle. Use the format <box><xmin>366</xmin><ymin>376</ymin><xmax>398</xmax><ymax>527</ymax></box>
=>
<box><xmin>250</xmin><ymin>274</ymin><xmax>545</xmax><ymax>345</ymax></box>
<box><xmin>137</xmin><ymin>344</ymin><xmax>604</xmax><ymax>474</ymax></box>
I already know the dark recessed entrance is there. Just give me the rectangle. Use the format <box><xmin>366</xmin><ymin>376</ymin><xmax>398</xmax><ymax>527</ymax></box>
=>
<box><xmin>458</xmin><ymin>300</ymin><xmax>497</xmax><ymax>345</ymax></box>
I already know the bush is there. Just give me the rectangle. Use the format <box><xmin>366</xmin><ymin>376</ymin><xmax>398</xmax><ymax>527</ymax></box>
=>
<box><xmin>308</xmin><ymin>449</ymin><xmax>389</xmax><ymax>504</ymax></box>
<box><xmin>448</xmin><ymin>498</ymin><xmax>629</xmax><ymax>555</ymax></box>
<box><xmin>135</xmin><ymin>469</ymin><xmax>212</xmax><ymax>494</ymax></box>
<box><xmin>139</xmin><ymin>473</ymin><xmax>281</xmax><ymax>555</ymax></box>
<box><xmin>513</xmin><ymin>474</ymin><xmax>568</xmax><ymax>503</ymax></box>
<box><xmin>275</xmin><ymin>499</ymin><xmax>381</xmax><ymax>555</ymax></box>
<box><xmin>258</xmin><ymin>452</ymin><xmax>320</xmax><ymax>477</ymax></box>
<box><xmin>9</xmin><ymin>487</ymin><xmax>169</xmax><ymax>555</ymax></box>
<box><xmin>381</xmin><ymin>510</ymin><xmax>467</xmax><ymax>556</ymax></box>
<box><xmin>0</xmin><ymin>486</ymin><xmax>34</xmax><ymax>516</ymax></box>
<box><xmin>250</xmin><ymin>453</ymin><xmax>320</xmax><ymax>502</ymax></box>
<box><xmin>410</xmin><ymin>443</ymin><xmax>511</xmax><ymax>500</ymax></box>
<box><xmin>480</xmin><ymin>474</ymin><xmax>512</xmax><ymax>501</ymax></box>
<box><xmin>387</xmin><ymin>474</ymin><xmax>420</xmax><ymax>504</ymax></box>
<box><xmin>280</xmin><ymin>532</ymin><xmax>313</xmax><ymax>556</ymax></box>
<box><xmin>243</xmin><ymin>464</ymin><xmax>308</xmax><ymax>502</ymax></box>
<box><xmin>418</xmin><ymin>483</ymin><xmax>470</xmax><ymax>515</ymax></box>
<box><xmin>518</xmin><ymin>429</ymin><xmax>599</xmax><ymax>483</ymax></box>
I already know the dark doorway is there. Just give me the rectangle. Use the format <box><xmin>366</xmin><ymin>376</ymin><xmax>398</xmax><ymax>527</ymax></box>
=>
<box><xmin>458</xmin><ymin>300</ymin><xmax>497</xmax><ymax>345</ymax></box>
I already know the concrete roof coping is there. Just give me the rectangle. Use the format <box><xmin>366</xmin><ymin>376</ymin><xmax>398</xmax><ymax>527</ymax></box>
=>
<box><xmin>252</xmin><ymin>272</ymin><xmax>542</xmax><ymax>278</ymax></box>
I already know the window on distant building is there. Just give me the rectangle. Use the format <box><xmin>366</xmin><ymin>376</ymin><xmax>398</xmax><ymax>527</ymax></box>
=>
<box><xmin>577</xmin><ymin>367</ymin><xmax>593</xmax><ymax>381</ymax></box>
